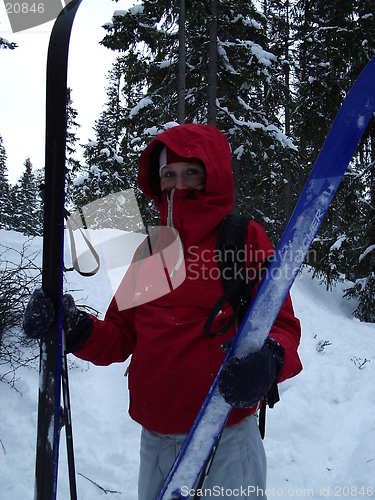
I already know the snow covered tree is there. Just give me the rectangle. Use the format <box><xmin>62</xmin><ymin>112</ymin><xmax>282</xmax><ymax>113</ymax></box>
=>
<box><xmin>0</xmin><ymin>135</ymin><xmax>11</xmax><ymax>230</ymax></box>
<box><xmin>261</xmin><ymin>0</ymin><xmax>302</xmax><ymax>221</ymax></box>
<box><xmin>72</xmin><ymin>57</ymin><xmax>131</xmax><ymax>217</ymax></box>
<box><xmin>291</xmin><ymin>0</ymin><xmax>375</xmax><ymax>321</ymax></box>
<box><xmin>207</xmin><ymin>0</ymin><xmax>217</xmax><ymax>125</ymax></box>
<box><xmin>11</xmin><ymin>159</ymin><xmax>42</xmax><ymax>236</ymax></box>
<box><xmin>100</xmin><ymin>1</ymin><xmax>296</xmax><ymax>235</ymax></box>
<box><xmin>65</xmin><ymin>88</ymin><xmax>82</xmax><ymax>204</ymax></box>
<box><xmin>177</xmin><ymin>0</ymin><xmax>186</xmax><ymax>123</ymax></box>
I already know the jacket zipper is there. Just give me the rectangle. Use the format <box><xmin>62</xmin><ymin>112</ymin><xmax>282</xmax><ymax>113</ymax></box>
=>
<box><xmin>167</xmin><ymin>188</ymin><xmax>175</xmax><ymax>228</ymax></box>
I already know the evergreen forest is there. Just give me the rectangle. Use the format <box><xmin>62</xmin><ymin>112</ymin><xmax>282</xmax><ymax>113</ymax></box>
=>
<box><xmin>1</xmin><ymin>0</ymin><xmax>375</xmax><ymax>321</ymax></box>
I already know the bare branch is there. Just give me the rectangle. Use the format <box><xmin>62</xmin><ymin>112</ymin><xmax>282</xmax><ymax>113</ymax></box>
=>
<box><xmin>77</xmin><ymin>472</ymin><xmax>122</xmax><ymax>495</ymax></box>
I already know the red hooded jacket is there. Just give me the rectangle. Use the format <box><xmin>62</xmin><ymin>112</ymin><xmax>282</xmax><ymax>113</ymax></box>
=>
<box><xmin>74</xmin><ymin>124</ymin><xmax>302</xmax><ymax>434</ymax></box>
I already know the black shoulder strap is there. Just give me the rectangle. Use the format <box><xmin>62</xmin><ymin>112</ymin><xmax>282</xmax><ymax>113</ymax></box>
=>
<box><xmin>217</xmin><ymin>214</ymin><xmax>250</xmax><ymax>308</ymax></box>
<box><xmin>204</xmin><ymin>214</ymin><xmax>252</xmax><ymax>337</ymax></box>
<box><xmin>203</xmin><ymin>213</ymin><xmax>280</xmax><ymax>440</ymax></box>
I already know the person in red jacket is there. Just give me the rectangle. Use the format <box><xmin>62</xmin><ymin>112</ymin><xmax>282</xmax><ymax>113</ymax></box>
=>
<box><xmin>24</xmin><ymin>124</ymin><xmax>302</xmax><ymax>499</ymax></box>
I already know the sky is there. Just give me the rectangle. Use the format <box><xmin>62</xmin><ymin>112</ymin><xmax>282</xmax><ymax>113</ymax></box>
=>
<box><xmin>0</xmin><ymin>0</ymin><xmax>133</xmax><ymax>185</ymax></box>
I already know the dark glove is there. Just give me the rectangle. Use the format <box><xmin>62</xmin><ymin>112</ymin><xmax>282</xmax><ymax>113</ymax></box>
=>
<box><xmin>218</xmin><ymin>338</ymin><xmax>285</xmax><ymax>408</ymax></box>
<box><xmin>23</xmin><ymin>288</ymin><xmax>54</xmax><ymax>339</ymax></box>
<box><xmin>61</xmin><ymin>294</ymin><xmax>93</xmax><ymax>352</ymax></box>
<box><xmin>23</xmin><ymin>289</ymin><xmax>93</xmax><ymax>353</ymax></box>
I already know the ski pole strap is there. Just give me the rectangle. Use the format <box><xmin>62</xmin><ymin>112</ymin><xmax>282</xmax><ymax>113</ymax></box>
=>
<box><xmin>64</xmin><ymin>208</ymin><xmax>100</xmax><ymax>276</ymax></box>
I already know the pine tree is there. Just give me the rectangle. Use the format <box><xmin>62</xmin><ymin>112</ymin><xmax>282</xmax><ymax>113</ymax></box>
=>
<box><xmin>291</xmin><ymin>0</ymin><xmax>375</xmax><ymax>321</ymax></box>
<box><xmin>11</xmin><ymin>159</ymin><xmax>42</xmax><ymax>236</ymax></box>
<box><xmin>71</xmin><ymin>57</ymin><xmax>132</xmax><ymax>228</ymax></box>
<box><xmin>257</xmin><ymin>0</ymin><xmax>301</xmax><ymax>232</ymax></box>
<box><xmin>177</xmin><ymin>0</ymin><xmax>186</xmax><ymax>123</ymax></box>
<box><xmin>100</xmin><ymin>2</ymin><xmax>295</xmax><ymax>236</ymax></box>
<box><xmin>0</xmin><ymin>135</ymin><xmax>11</xmax><ymax>230</ymax></box>
<box><xmin>292</xmin><ymin>0</ymin><xmax>358</xmax><ymax>282</ymax></box>
<box><xmin>65</xmin><ymin>88</ymin><xmax>82</xmax><ymax>204</ymax></box>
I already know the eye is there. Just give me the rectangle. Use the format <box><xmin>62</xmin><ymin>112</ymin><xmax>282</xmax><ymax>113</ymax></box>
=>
<box><xmin>185</xmin><ymin>168</ymin><xmax>202</xmax><ymax>176</ymax></box>
<box><xmin>162</xmin><ymin>170</ymin><xmax>175</xmax><ymax>179</ymax></box>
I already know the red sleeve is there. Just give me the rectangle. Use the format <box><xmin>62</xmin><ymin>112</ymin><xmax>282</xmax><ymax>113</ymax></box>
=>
<box><xmin>72</xmin><ymin>239</ymin><xmax>152</xmax><ymax>365</ymax></box>
<box><xmin>246</xmin><ymin>221</ymin><xmax>303</xmax><ymax>382</ymax></box>
<box><xmin>73</xmin><ymin>298</ymin><xmax>136</xmax><ymax>366</ymax></box>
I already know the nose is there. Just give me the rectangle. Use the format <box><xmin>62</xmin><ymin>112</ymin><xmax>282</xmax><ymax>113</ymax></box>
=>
<box><xmin>175</xmin><ymin>174</ymin><xmax>185</xmax><ymax>190</ymax></box>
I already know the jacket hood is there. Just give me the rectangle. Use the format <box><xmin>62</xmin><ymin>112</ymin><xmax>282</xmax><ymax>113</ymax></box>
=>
<box><xmin>138</xmin><ymin>124</ymin><xmax>234</xmax><ymax>245</ymax></box>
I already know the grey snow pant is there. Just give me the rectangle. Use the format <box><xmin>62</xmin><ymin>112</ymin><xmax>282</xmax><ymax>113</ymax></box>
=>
<box><xmin>138</xmin><ymin>414</ymin><xmax>267</xmax><ymax>499</ymax></box>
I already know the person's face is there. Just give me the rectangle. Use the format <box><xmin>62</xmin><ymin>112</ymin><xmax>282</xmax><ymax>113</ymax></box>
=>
<box><xmin>160</xmin><ymin>161</ymin><xmax>206</xmax><ymax>192</ymax></box>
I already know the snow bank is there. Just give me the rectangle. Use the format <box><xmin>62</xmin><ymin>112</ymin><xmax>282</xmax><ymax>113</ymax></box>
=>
<box><xmin>1</xmin><ymin>231</ymin><xmax>374</xmax><ymax>499</ymax></box>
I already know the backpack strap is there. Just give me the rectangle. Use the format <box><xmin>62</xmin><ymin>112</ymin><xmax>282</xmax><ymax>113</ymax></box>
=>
<box><xmin>203</xmin><ymin>213</ymin><xmax>280</xmax><ymax>440</ymax></box>
<box><xmin>203</xmin><ymin>214</ymin><xmax>252</xmax><ymax>337</ymax></box>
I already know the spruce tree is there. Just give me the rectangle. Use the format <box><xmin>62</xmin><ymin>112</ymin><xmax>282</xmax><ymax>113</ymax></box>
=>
<box><xmin>258</xmin><ymin>0</ymin><xmax>301</xmax><ymax>231</ymax></box>
<box><xmin>100</xmin><ymin>1</ymin><xmax>295</xmax><ymax>237</ymax></box>
<box><xmin>11</xmin><ymin>159</ymin><xmax>42</xmax><ymax>236</ymax></box>
<box><xmin>71</xmin><ymin>57</ymin><xmax>133</xmax><ymax>227</ymax></box>
<box><xmin>0</xmin><ymin>135</ymin><xmax>11</xmax><ymax>230</ymax></box>
<box><xmin>65</xmin><ymin>88</ymin><xmax>82</xmax><ymax>204</ymax></box>
<box><xmin>292</xmin><ymin>0</ymin><xmax>375</xmax><ymax>321</ymax></box>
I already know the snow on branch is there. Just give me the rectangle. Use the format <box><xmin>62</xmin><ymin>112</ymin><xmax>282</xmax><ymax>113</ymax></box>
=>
<box><xmin>359</xmin><ymin>244</ymin><xmax>375</xmax><ymax>263</ymax></box>
<box><xmin>113</xmin><ymin>10</ymin><xmax>127</xmax><ymax>18</ymax></box>
<box><xmin>113</xmin><ymin>4</ymin><xmax>144</xmax><ymax>19</ymax></box>
<box><xmin>218</xmin><ymin>103</ymin><xmax>297</xmax><ymax>150</ymax></box>
<box><xmin>129</xmin><ymin>97</ymin><xmax>153</xmax><ymax>118</ymax></box>
<box><xmin>237</xmin><ymin>96</ymin><xmax>252</xmax><ymax>112</ymax></box>
<box><xmin>128</xmin><ymin>4</ymin><xmax>144</xmax><ymax>16</ymax></box>
<box><xmin>329</xmin><ymin>235</ymin><xmax>346</xmax><ymax>253</ymax></box>
<box><xmin>158</xmin><ymin>58</ymin><xmax>176</xmax><ymax>69</ymax></box>
<box><xmin>143</xmin><ymin>121</ymin><xmax>179</xmax><ymax>137</ymax></box>
<box><xmin>231</xmin><ymin>14</ymin><xmax>262</xmax><ymax>31</ymax></box>
<box><xmin>217</xmin><ymin>39</ymin><xmax>239</xmax><ymax>75</ymax></box>
<box><xmin>221</xmin><ymin>40</ymin><xmax>277</xmax><ymax>67</ymax></box>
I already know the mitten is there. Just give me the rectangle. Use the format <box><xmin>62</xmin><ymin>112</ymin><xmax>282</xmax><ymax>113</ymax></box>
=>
<box><xmin>218</xmin><ymin>338</ymin><xmax>284</xmax><ymax>408</ymax></box>
<box><xmin>23</xmin><ymin>288</ymin><xmax>55</xmax><ymax>339</ymax></box>
<box><xmin>61</xmin><ymin>294</ymin><xmax>93</xmax><ymax>352</ymax></box>
<box><xmin>23</xmin><ymin>289</ymin><xmax>93</xmax><ymax>353</ymax></box>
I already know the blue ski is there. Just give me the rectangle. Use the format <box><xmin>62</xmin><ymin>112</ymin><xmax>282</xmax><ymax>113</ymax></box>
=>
<box><xmin>157</xmin><ymin>56</ymin><xmax>375</xmax><ymax>499</ymax></box>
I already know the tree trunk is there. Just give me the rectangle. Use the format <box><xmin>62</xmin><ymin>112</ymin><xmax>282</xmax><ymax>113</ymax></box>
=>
<box><xmin>207</xmin><ymin>0</ymin><xmax>217</xmax><ymax>125</ymax></box>
<box><xmin>177</xmin><ymin>0</ymin><xmax>186</xmax><ymax>124</ymax></box>
<box><xmin>282</xmin><ymin>0</ymin><xmax>293</xmax><ymax>219</ymax></box>
<box><xmin>368</xmin><ymin>125</ymin><xmax>375</xmax><ymax>272</ymax></box>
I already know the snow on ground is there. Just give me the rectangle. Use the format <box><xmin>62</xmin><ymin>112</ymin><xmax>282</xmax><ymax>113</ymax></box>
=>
<box><xmin>0</xmin><ymin>230</ymin><xmax>374</xmax><ymax>499</ymax></box>
<box><xmin>266</xmin><ymin>271</ymin><xmax>375</xmax><ymax>498</ymax></box>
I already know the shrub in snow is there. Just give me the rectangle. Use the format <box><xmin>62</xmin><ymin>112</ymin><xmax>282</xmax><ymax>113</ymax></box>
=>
<box><xmin>0</xmin><ymin>240</ymin><xmax>41</xmax><ymax>387</ymax></box>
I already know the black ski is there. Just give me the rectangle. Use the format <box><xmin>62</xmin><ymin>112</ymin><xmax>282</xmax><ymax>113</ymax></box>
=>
<box><xmin>36</xmin><ymin>1</ymin><xmax>83</xmax><ymax>499</ymax></box>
